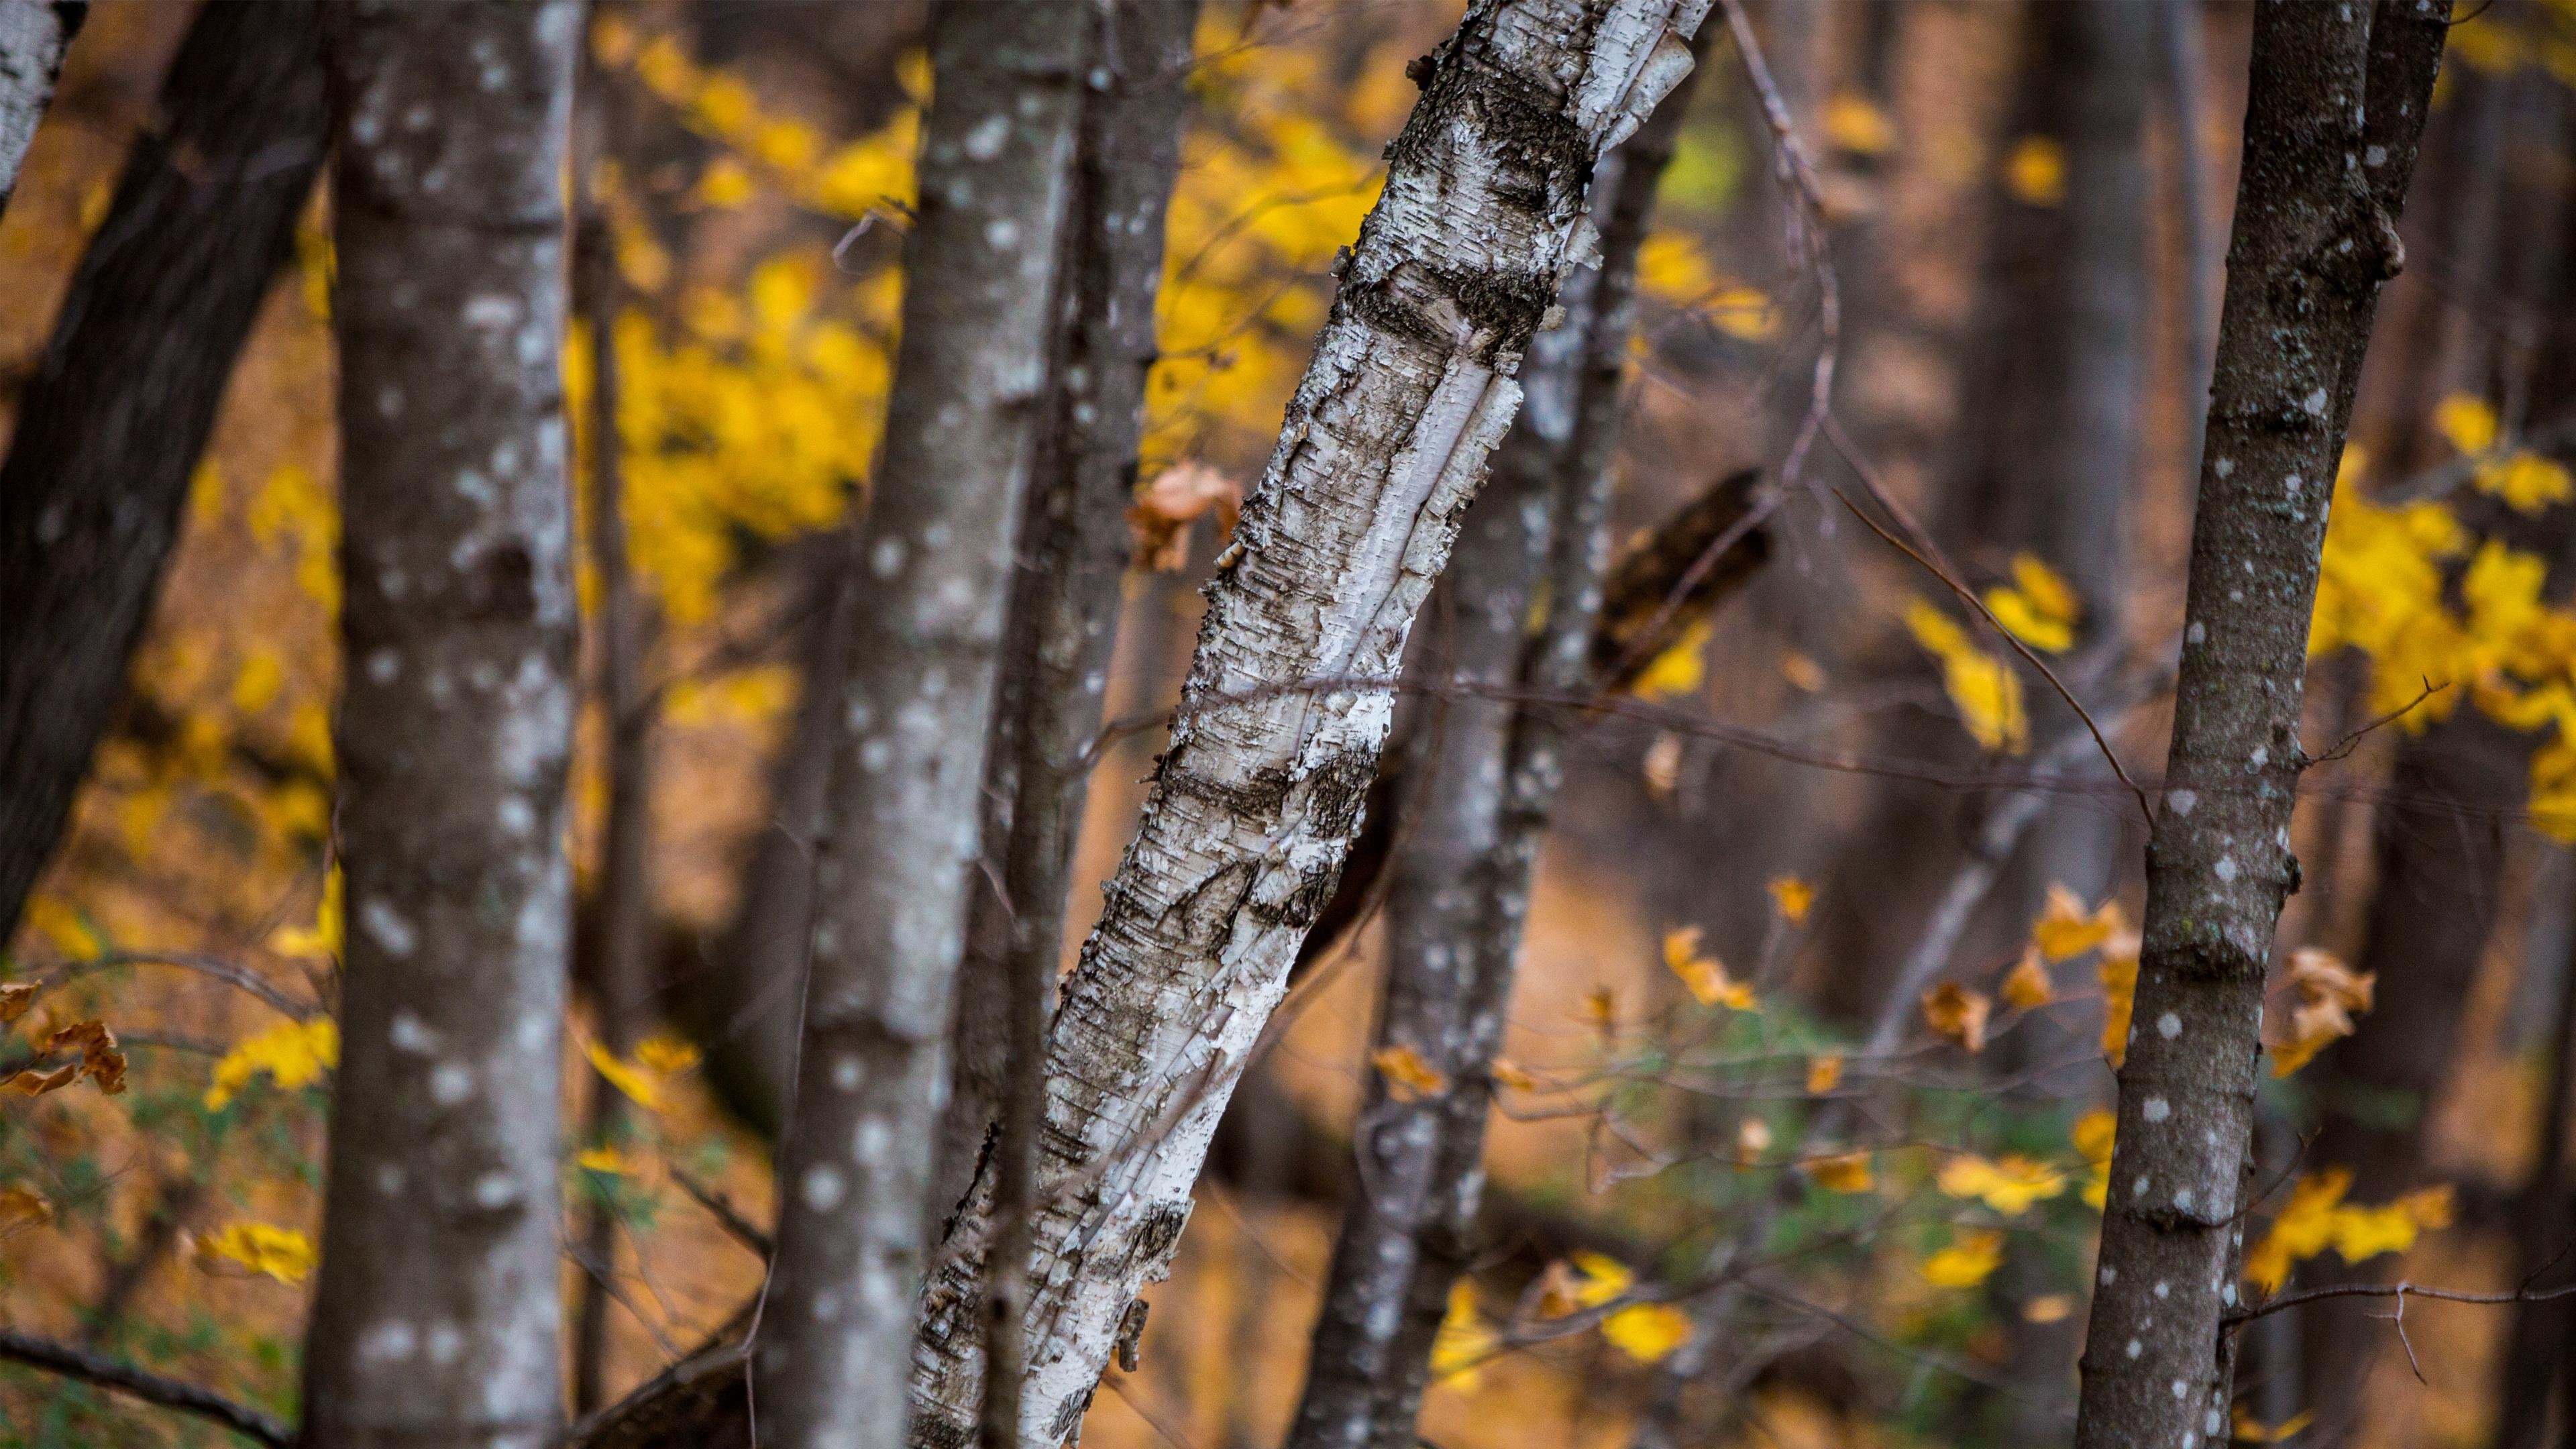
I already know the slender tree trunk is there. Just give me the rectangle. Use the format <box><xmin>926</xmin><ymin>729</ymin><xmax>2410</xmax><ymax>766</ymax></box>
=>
<box><xmin>933</xmin><ymin>7</ymin><xmax>1203</xmax><ymax>1448</ymax></box>
<box><xmin>572</xmin><ymin>86</ymin><xmax>659</xmax><ymax>1417</ymax></box>
<box><xmin>906</xmin><ymin>5</ymin><xmax>1708</xmax><ymax>1443</ymax></box>
<box><xmin>2496</xmin><ymin>896</ymin><xmax>2576</xmax><ymax>1449</ymax></box>
<box><xmin>2070</xmin><ymin>7</ymin><xmax>2444</xmax><ymax>1449</ymax></box>
<box><xmin>0</xmin><ymin>0</ymin><xmax>80</xmax><ymax>219</ymax></box>
<box><xmin>0</xmin><ymin>0</ymin><xmax>326</xmax><ymax>952</ymax></box>
<box><xmin>751</xmin><ymin>1</ymin><xmax>1087</xmax><ymax>1441</ymax></box>
<box><xmin>936</xmin><ymin>0</ymin><xmax>1203</xmax><ymax>1226</ymax></box>
<box><xmin>299</xmin><ymin>5</ymin><xmax>582</xmax><ymax>1447</ymax></box>
<box><xmin>1287</xmin><ymin>36</ymin><xmax>1705</xmax><ymax>1445</ymax></box>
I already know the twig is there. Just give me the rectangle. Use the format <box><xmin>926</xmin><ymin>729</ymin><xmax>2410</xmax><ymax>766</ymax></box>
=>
<box><xmin>1825</xmin><ymin>466</ymin><xmax>2155</xmax><ymax>824</ymax></box>
<box><xmin>2307</xmin><ymin>678</ymin><xmax>2447</xmax><ymax>765</ymax></box>
<box><xmin>40</xmin><ymin>951</ymin><xmax>322</xmax><ymax>1021</ymax></box>
<box><xmin>0</xmin><ymin>1326</ymin><xmax>292</xmax><ymax>1446</ymax></box>
<box><xmin>667</xmin><ymin>1165</ymin><xmax>773</xmax><ymax>1258</ymax></box>
<box><xmin>2226</xmin><ymin>1277</ymin><xmax>2576</xmax><ymax>1326</ymax></box>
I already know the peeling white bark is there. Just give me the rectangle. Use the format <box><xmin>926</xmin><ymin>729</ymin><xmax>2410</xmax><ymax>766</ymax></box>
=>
<box><xmin>0</xmin><ymin>0</ymin><xmax>78</xmax><ymax>220</ymax></box>
<box><xmin>907</xmin><ymin>4</ymin><xmax>1708</xmax><ymax>1444</ymax></box>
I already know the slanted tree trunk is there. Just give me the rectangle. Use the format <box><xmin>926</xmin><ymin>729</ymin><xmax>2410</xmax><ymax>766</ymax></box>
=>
<box><xmin>751</xmin><ymin>1</ymin><xmax>1088</xmax><ymax>1441</ymax></box>
<box><xmin>906</xmin><ymin>5</ymin><xmax>1709</xmax><ymax>1444</ymax></box>
<box><xmin>0</xmin><ymin>0</ymin><xmax>325</xmax><ymax>952</ymax></box>
<box><xmin>928</xmin><ymin>6</ymin><xmax>1203</xmax><ymax>1446</ymax></box>
<box><xmin>299</xmin><ymin>5</ymin><xmax>582</xmax><ymax>1447</ymax></box>
<box><xmin>1286</xmin><ymin>34</ymin><xmax>1707</xmax><ymax>1446</ymax></box>
<box><xmin>2070</xmin><ymin>7</ymin><xmax>2444</xmax><ymax>1448</ymax></box>
<box><xmin>0</xmin><ymin>0</ymin><xmax>81</xmax><ymax>219</ymax></box>
<box><xmin>934</xmin><ymin>0</ymin><xmax>1203</xmax><ymax>1225</ymax></box>
<box><xmin>2494</xmin><ymin>885</ymin><xmax>2576</xmax><ymax>1449</ymax></box>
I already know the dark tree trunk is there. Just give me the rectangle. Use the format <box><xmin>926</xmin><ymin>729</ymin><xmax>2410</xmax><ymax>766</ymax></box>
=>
<box><xmin>752</xmin><ymin>0</ymin><xmax>1088</xmax><ymax>1438</ymax></box>
<box><xmin>299</xmin><ymin>4</ymin><xmax>583</xmax><ymax>1446</ymax></box>
<box><xmin>0</xmin><ymin>0</ymin><xmax>326</xmax><ymax>952</ymax></box>
<box><xmin>2070</xmin><ymin>6</ymin><xmax>2445</xmax><ymax>1448</ymax></box>
<box><xmin>1287</xmin><ymin>34</ymin><xmax>1707</xmax><ymax>1448</ymax></box>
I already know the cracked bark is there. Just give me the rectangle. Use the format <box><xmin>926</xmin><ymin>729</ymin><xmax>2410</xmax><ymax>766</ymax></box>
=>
<box><xmin>2069</xmin><ymin>6</ymin><xmax>2445</xmax><ymax>1448</ymax></box>
<box><xmin>900</xmin><ymin>5</ymin><xmax>1707</xmax><ymax>1444</ymax></box>
<box><xmin>751</xmin><ymin>1</ymin><xmax>1088</xmax><ymax>1443</ymax></box>
<box><xmin>299</xmin><ymin>5</ymin><xmax>583</xmax><ymax>1448</ymax></box>
<box><xmin>0</xmin><ymin>0</ymin><xmax>80</xmax><ymax>219</ymax></box>
<box><xmin>0</xmin><ymin>0</ymin><xmax>325</xmax><ymax>953</ymax></box>
<box><xmin>1285</xmin><ymin>30</ymin><xmax>1709</xmax><ymax>1446</ymax></box>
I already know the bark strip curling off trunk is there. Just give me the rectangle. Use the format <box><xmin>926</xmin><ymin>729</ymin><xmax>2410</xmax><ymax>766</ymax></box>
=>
<box><xmin>299</xmin><ymin>3</ymin><xmax>584</xmax><ymax>1446</ymax></box>
<box><xmin>0</xmin><ymin>0</ymin><xmax>82</xmax><ymax>219</ymax></box>
<box><xmin>2070</xmin><ymin>5</ymin><xmax>2445</xmax><ymax>1448</ymax></box>
<box><xmin>751</xmin><ymin>1</ymin><xmax>1089</xmax><ymax>1443</ymax></box>
<box><xmin>908</xmin><ymin>4</ymin><xmax>1710</xmax><ymax>1444</ymax></box>
<box><xmin>1287</xmin><ymin>30</ymin><xmax>1708</xmax><ymax>1446</ymax></box>
<box><xmin>0</xmin><ymin>0</ymin><xmax>325</xmax><ymax>953</ymax></box>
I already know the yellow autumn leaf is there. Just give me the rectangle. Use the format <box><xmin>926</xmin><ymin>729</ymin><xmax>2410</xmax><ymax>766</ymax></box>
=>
<box><xmin>1768</xmin><ymin>876</ymin><xmax>1815</xmax><ymax>926</ymax></box>
<box><xmin>23</xmin><ymin>896</ymin><xmax>101</xmax><ymax>963</ymax></box>
<box><xmin>694</xmin><ymin>157</ymin><xmax>758</xmax><ymax>209</ymax></box>
<box><xmin>1984</xmin><ymin>556</ymin><xmax>2081</xmax><ymax>653</ymax></box>
<box><xmin>586</xmin><ymin>1040</ymin><xmax>665</xmax><ymax>1111</ymax></box>
<box><xmin>2023</xmin><ymin>1293</ymin><xmax>2074</xmax><ymax>1324</ymax></box>
<box><xmin>2245</xmin><ymin>1169</ymin><xmax>2351</xmax><ymax>1293</ymax></box>
<box><xmin>1985</xmin><ymin>586</ymin><xmax>2074</xmax><ymax>653</ymax></box>
<box><xmin>1937</xmin><ymin>1153</ymin><xmax>2068</xmax><ymax>1216</ymax></box>
<box><xmin>1821</xmin><ymin>91</ymin><xmax>1896</xmax><ymax>156</ymax></box>
<box><xmin>2268</xmin><ymin>947</ymin><xmax>2375</xmax><ymax>1078</ymax></box>
<box><xmin>1905</xmin><ymin>598</ymin><xmax>2027</xmax><ymax>753</ymax></box>
<box><xmin>197</xmin><ymin>1221</ymin><xmax>316</xmax><ymax>1284</ymax></box>
<box><xmin>1429</xmin><ymin>1279</ymin><xmax>1497</xmax><ymax>1389</ymax></box>
<box><xmin>2479</xmin><ymin>451</ymin><xmax>2575</xmax><ymax>513</ymax></box>
<box><xmin>2033</xmin><ymin>883</ymin><xmax>2123</xmax><ymax>961</ymax></box>
<box><xmin>2100</xmin><ymin>943</ymin><xmax>2140</xmax><ymax>1067</ymax></box>
<box><xmin>576</xmin><ymin>1145</ymin><xmax>640</xmax><ymax>1176</ymax></box>
<box><xmin>2005</xmin><ymin>136</ymin><xmax>2066</xmax><ymax>205</ymax></box>
<box><xmin>0</xmin><ymin>1187</ymin><xmax>53</xmax><ymax>1230</ymax></box>
<box><xmin>1807</xmin><ymin>1053</ymin><xmax>1844</xmax><ymax>1095</ymax></box>
<box><xmin>2434</xmin><ymin>392</ymin><xmax>2500</xmax><ymax>455</ymax></box>
<box><xmin>1663</xmin><ymin>926</ymin><xmax>1755</xmax><ymax>1010</ymax></box>
<box><xmin>1705</xmin><ymin>285</ymin><xmax>1779</xmax><ymax>342</ymax></box>
<box><xmin>1568</xmin><ymin>1251</ymin><xmax>1635</xmax><ymax>1306</ymax></box>
<box><xmin>1489</xmin><ymin>1058</ymin><xmax>1541</xmax><ymax>1091</ymax></box>
<box><xmin>205</xmin><ymin>1017</ymin><xmax>339</xmax><ymax>1110</ymax></box>
<box><xmin>1373</xmin><ymin>1042</ymin><xmax>1450</xmax><ymax>1102</ymax></box>
<box><xmin>633</xmin><ymin>1034</ymin><xmax>702</xmax><ymax>1075</ymax></box>
<box><xmin>1921</xmin><ymin>1230</ymin><xmax>2006</xmax><ymax>1287</ymax></box>
<box><xmin>1602</xmin><ymin>1302</ymin><xmax>1695</xmax><ymax>1364</ymax></box>
<box><xmin>2074</xmin><ymin>1108</ymin><xmax>2116</xmax><ymax>1209</ymax></box>
<box><xmin>1921</xmin><ymin>983</ymin><xmax>1991</xmax><ymax>1053</ymax></box>
<box><xmin>2000</xmin><ymin>947</ymin><xmax>2055</xmax><ymax>1009</ymax></box>
<box><xmin>1805</xmin><ymin>1151</ymin><xmax>1876</xmax><ymax>1194</ymax></box>
<box><xmin>269</xmin><ymin>869</ymin><xmax>344</xmax><ymax>961</ymax></box>
<box><xmin>2233</xmin><ymin>1407</ymin><xmax>2316</xmax><ymax>1444</ymax></box>
<box><xmin>1631</xmin><ymin>617</ymin><xmax>1713</xmax><ymax>701</ymax></box>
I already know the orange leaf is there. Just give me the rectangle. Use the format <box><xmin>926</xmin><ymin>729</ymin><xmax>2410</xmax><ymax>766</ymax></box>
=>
<box><xmin>1373</xmin><ymin>1043</ymin><xmax>1449</xmax><ymax>1103</ymax></box>
<box><xmin>1921</xmin><ymin>983</ymin><xmax>1991</xmax><ymax>1053</ymax></box>
<box><xmin>1129</xmin><ymin>462</ymin><xmax>1242</xmax><ymax>572</ymax></box>
<box><xmin>2001</xmin><ymin>947</ymin><xmax>2055</xmax><ymax>1009</ymax></box>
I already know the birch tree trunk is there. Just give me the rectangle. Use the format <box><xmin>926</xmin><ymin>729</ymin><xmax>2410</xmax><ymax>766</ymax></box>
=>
<box><xmin>299</xmin><ymin>5</ymin><xmax>582</xmax><ymax>1447</ymax></box>
<box><xmin>907</xmin><ymin>5</ymin><xmax>1709</xmax><ymax>1443</ymax></box>
<box><xmin>0</xmin><ymin>0</ymin><xmax>325</xmax><ymax>953</ymax></box>
<box><xmin>1287</xmin><ymin>39</ymin><xmax>1705</xmax><ymax>1445</ymax></box>
<box><xmin>0</xmin><ymin>0</ymin><xmax>80</xmax><ymax>220</ymax></box>
<box><xmin>751</xmin><ymin>1</ymin><xmax>1087</xmax><ymax>1442</ymax></box>
<box><xmin>2069</xmin><ymin>6</ymin><xmax>2445</xmax><ymax>1448</ymax></box>
<box><xmin>936</xmin><ymin>0</ymin><xmax>1203</xmax><ymax>1224</ymax></box>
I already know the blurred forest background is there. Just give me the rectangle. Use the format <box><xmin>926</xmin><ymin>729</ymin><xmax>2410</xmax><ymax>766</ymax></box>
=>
<box><xmin>3</xmin><ymin>1</ymin><xmax>2575</xmax><ymax>1446</ymax></box>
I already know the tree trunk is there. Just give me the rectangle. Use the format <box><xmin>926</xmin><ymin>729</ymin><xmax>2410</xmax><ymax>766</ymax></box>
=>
<box><xmin>1287</xmin><ymin>34</ymin><xmax>1705</xmax><ymax>1445</ymax></box>
<box><xmin>2070</xmin><ymin>6</ymin><xmax>2444</xmax><ymax>1448</ymax></box>
<box><xmin>0</xmin><ymin>0</ymin><xmax>81</xmax><ymax>219</ymax></box>
<box><xmin>0</xmin><ymin>0</ymin><xmax>326</xmax><ymax>953</ymax></box>
<box><xmin>2494</xmin><ymin>886</ymin><xmax>2576</xmax><ymax>1449</ymax></box>
<box><xmin>905</xmin><ymin>5</ymin><xmax>1708</xmax><ymax>1443</ymax></box>
<box><xmin>935</xmin><ymin>0</ymin><xmax>1203</xmax><ymax>1228</ymax></box>
<box><xmin>935</xmin><ymin>7</ymin><xmax>1203</xmax><ymax>1448</ymax></box>
<box><xmin>299</xmin><ymin>5</ymin><xmax>582</xmax><ymax>1447</ymax></box>
<box><xmin>751</xmin><ymin>0</ymin><xmax>1088</xmax><ymax>1441</ymax></box>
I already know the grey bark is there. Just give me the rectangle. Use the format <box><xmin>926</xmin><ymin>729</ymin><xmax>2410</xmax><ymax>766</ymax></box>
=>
<box><xmin>1287</xmin><ymin>35</ymin><xmax>1707</xmax><ymax>1445</ymax></box>
<box><xmin>2070</xmin><ymin>7</ymin><xmax>2445</xmax><ymax>1449</ymax></box>
<box><xmin>0</xmin><ymin>0</ymin><xmax>80</xmax><ymax>219</ymax></box>
<box><xmin>751</xmin><ymin>1</ymin><xmax>1088</xmax><ymax>1442</ymax></box>
<box><xmin>906</xmin><ymin>5</ymin><xmax>1709</xmax><ymax>1444</ymax></box>
<box><xmin>943</xmin><ymin>7</ymin><xmax>1202</xmax><ymax>1449</ymax></box>
<box><xmin>299</xmin><ymin>5</ymin><xmax>583</xmax><ymax>1448</ymax></box>
<box><xmin>936</xmin><ymin>0</ymin><xmax>1202</xmax><ymax>1227</ymax></box>
<box><xmin>0</xmin><ymin>0</ymin><xmax>325</xmax><ymax>955</ymax></box>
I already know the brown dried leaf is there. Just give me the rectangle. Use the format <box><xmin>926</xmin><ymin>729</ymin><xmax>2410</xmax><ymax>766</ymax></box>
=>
<box><xmin>0</xmin><ymin>982</ymin><xmax>38</xmax><ymax>1026</ymax></box>
<box><xmin>1921</xmin><ymin>983</ymin><xmax>1991</xmax><ymax>1053</ymax></box>
<box><xmin>1128</xmin><ymin>462</ymin><xmax>1242</xmax><ymax>572</ymax></box>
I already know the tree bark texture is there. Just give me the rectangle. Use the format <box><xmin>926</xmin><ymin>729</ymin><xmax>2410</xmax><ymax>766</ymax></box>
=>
<box><xmin>1287</xmin><ymin>38</ymin><xmax>1705</xmax><ymax>1447</ymax></box>
<box><xmin>937</xmin><ymin>0</ymin><xmax>1203</xmax><ymax>1228</ymax></box>
<box><xmin>299</xmin><ymin>5</ymin><xmax>583</xmax><ymax>1448</ymax></box>
<box><xmin>935</xmin><ymin>6</ymin><xmax>1203</xmax><ymax>1448</ymax></box>
<box><xmin>751</xmin><ymin>1</ymin><xmax>1088</xmax><ymax>1442</ymax></box>
<box><xmin>0</xmin><ymin>0</ymin><xmax>325</xmax><ymax>953</ymax></box>
<box><xmin>904</xmin><ymin>5</ymin><xmax>1709</xmax><ymax>1443</ymax></box>
<box><xmin>0</xmin><ymin>0</ymin><xmax>80</xmax><ymax>219</ymax></box>
<box><xmin>2070</xmin><ymin>7</ymin><xmax>2445</xmax><ymax>1449</ymax></box>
